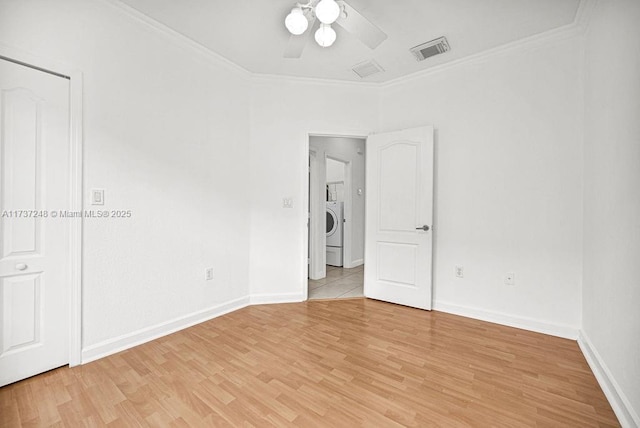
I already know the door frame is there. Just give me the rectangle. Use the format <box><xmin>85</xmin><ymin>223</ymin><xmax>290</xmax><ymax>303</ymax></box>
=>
<box><xmin>308</xmin><ymin>147</ymin><xmax>325</xmax><ymax>280</ymax></box>
<box><xmin>303</xmin><ymin>130</ymin><xmax>369</xmax><ymax>300</ymax></box>
<box><xmin>0</xmin><ymin>43</ymin><xmax>84</xmax><ymax>366</ymax></box>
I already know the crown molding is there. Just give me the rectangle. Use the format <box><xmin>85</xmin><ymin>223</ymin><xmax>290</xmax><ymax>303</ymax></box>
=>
<box><xmin>574</xmin><ymin>0</ymin><xmax>598</xmax><ymax>33</ymax></box>
<box><xmin>380</xmin><ymin>0</ymin><xmax>593</xmax><ymax>89</ymax></box>
<box><xmin>102</xmin><ymin>0</ymin><xmax>251</xmax><ymax>78</ymax></box>
<box><xmin>102</xmin><ymin>0</ymin><xmax>594</xmax><ymax>89</ymax></box>
<box><xmin>103</xmin><ymin>0</ymin><xmax>372</xmax><ymax>87</ymax></box>
<box><xmin>251</xmin><ymin>72</ymin><xmax>379</xmax><ymax>88</ymax></box>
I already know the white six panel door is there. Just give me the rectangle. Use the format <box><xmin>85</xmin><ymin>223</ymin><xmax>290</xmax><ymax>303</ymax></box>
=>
<box><xmin>364</xmin><ymin>126</ymin><xmax>434</xmax><ymax>310</ymax></box>
<box><xmin>0</xmin><ymin>59</ymin><xmax>71</xmax><ymax>386</ymax></box>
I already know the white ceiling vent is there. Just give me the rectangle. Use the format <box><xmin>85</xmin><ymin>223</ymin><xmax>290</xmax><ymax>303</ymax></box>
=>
<box><xmin>410</xmin><ymin>37</ymin><xmax>450</xmax><ymax>61</ymax></box>
<box><xmin>352</xmin><ymin>60</ymin><xmax>384</xmax><ymax>79</ymax></box>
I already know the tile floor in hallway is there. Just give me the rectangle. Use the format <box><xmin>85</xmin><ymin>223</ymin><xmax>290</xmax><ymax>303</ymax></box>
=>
<box><xmin>308</xmin><ymin>265</ymin><xmax>364</xmax><ymax>299</ymax></box>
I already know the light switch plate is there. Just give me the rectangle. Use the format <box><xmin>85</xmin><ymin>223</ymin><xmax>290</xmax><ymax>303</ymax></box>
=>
<box><xmin>91</xmin><ymin>189</ymin><xmax>105</xmax><ymax>205</ymax></box>
<box><xmin>455</xmin><ymin>265</ymin><xmax>464</xmax><ymax>278</ymax></box>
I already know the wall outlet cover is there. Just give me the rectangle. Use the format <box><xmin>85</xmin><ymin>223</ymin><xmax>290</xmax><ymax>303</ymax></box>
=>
<box><xmin>505</xmin><ymin>272</ymin><xmax>515</xmax><ymax>285</ymax></box>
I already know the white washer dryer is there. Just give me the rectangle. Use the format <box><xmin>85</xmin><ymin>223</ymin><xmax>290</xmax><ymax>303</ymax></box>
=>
<box><xmin>326</xmin><ymin>201</ymin><xmax>344</xmax><ymax>266</ymax></box>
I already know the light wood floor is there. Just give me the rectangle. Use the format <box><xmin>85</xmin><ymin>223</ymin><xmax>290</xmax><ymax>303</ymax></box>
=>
<box><xmin>0</xmin><ymin>299</ymin><xmax>619</xmax><ymax>427</ymax></box>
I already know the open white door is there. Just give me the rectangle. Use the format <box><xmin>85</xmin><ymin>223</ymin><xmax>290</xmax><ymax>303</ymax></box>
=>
<box><xmin>364</xmin><ymin>126</ymin><xmax>434</xmax><ymax>310</ymax></box>
<box><xmin>0</xmin><ymin>58</ymin><xmax>71</xmax><ymax>386</ymax></box>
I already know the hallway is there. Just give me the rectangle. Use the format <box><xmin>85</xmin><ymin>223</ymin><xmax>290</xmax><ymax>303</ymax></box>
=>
<box><xmin>308</xmin><ymin>265</ymin><xmax>364</xmax><ymax>300</ymax></box>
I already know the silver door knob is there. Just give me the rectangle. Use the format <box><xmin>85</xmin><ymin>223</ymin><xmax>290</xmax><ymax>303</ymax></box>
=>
<box><xmin>15</xmin><ymin>263</ymin><xmax>28</xmax><ymax>271</ymax></box>
<box><xmin>416</xmin><ymin>225</ymin><xmax>430</xmax><ymax>231</ymax></box>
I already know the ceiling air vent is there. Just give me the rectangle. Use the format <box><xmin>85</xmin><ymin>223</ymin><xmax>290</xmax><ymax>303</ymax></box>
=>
<box><xmin>410</xmin><ymin>37</ymin><xmax>450</xmax><ymax>61</ymax></box>
<box><xmin>352</xmin><ymin>60</ymin><xmax>384</xmax><ymax>79</ymax></box>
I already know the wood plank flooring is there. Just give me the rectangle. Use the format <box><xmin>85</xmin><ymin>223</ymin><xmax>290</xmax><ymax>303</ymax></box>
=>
<box><xmin>0</xmin><ymin>299</ymin><xmax>619</xmax><ymax>427</ymax></box>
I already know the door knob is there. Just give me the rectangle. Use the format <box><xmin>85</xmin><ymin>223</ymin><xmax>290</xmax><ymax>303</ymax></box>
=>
<box><xmin>416</xmin><ymin>225</ymin><xmax>430</xmax><ymax>231</ymax></box>
<box><xmin>15</xmin><ymin>263</ymin><xmax>28</xmax><ymax>271</ymax></box>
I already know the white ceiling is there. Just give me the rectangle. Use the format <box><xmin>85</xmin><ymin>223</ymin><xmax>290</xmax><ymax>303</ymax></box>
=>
<box><xmin>117</xmin><ymin>0</ymin><xmax>581</xmax><ymax>83</ymax></box>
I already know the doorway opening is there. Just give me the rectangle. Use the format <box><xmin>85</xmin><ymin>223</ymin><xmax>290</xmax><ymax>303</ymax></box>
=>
<box><xmin>307</xmin><ymin>135</ymin><xmax>366</xmax><ymax>300</ymax></box>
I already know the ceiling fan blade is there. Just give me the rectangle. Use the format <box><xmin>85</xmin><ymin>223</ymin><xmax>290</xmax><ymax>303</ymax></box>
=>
<box><xmin>284</xmin><ymin>35</ymin><xmax>307</xmax><ymax>59</ymax></box>
<box><xmin>284</xmin><ymin>15</ymin><xmax>318</xmax><ymax>58</ymax></box>
<box><xmin>336</xmin><ymin>1</ymin><xmax>387</xmax><ymax>50</ymax></box>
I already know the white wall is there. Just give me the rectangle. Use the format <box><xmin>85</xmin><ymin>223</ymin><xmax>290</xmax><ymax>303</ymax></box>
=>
<box><xmin>310</xmin><ymin>136</ymin><xmax>366</xmax><ymax>265</ymax></box>
<box><xmin>379</xmin><ymin>36</ymin><xmax>584</xmax><ymax>337</ymax></box>
<box><xmin>582</xmin><ymin>0</ymin><xmax>640</xmax><ymax>425</ymax></box>
<box><xmin>326</xmin><ymin>158</ymin><xmax>345</xmax><ymax>202</ymax></box>
<box><xmin>0</xmin><ymin>0</ymin><xmax>252</xmax><ymax>356</ymax></box>
<box><xmin>249</xmin><ymin>78</ymin><xmax>377</xmax><ymax>301</ymax></box>
<box><xmin>326</xmin><ymin>158</ymin><xmax>346</xmax><ymax>184</ymax></box>
<box><xmin>4</xmin><ymin>6</ymin><xmax>638</xmax><ymax>422</ymax></box>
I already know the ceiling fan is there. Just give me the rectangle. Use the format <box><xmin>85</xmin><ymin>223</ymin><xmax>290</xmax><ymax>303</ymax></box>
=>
<box><xmin>283</xmin><ymin>0</ymin><xmax>387</xmax><ymax>58</ymax></box>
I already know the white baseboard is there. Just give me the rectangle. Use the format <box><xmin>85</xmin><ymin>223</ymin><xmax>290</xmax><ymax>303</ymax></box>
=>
<box><xmin>81</xmin><ymin>296</ymin><xmax>250</xmax><ymax>363</ymax></box>
<box><xmin>347</xmin><ymin>259</ymin><xmax>364</xmax><ymax>268</ymax></box>
<box><xmin>433</xmin><ymin>300</ymin><xmax>579</xmax><ymax>340</ymax></box>
<box><xmin>81</xmin><ymin>292</ymin><xmax>304</xmax><ymax>365</ymax></box>
<box><xmin>309</xmin><ymin>269</ymin><xmax>326</xmax><ymax>280</ymax></box>
<box><xmin>578</xmin><ymin>331</ymin><xmax>640</xmax><ymax>428</ymax></box>
<box><xmin>249</xmin><ymin>293</ymin><xmax>304</xmax><ymax>305</ymax></box>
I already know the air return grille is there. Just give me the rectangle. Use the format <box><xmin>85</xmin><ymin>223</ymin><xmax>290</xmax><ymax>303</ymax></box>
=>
<box><xmin>410</xmin><ymin>37</ymin><xmax>450</xmax><ymax>61</ymax></box>
<box><xmin>352</xmin><ymin>60</ymin><xmax>384</xmax><ymax>79</ymax></box>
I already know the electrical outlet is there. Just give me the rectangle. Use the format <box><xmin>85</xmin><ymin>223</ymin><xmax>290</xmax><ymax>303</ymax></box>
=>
<box><xmin>205</xmin><ymin>268</ymin><xmax>214</xmax><ymax>281</ymax></box>
<box><xmin>282</xmin><ymin>198</ymin><xmax>293</xmax><ymax>208</ymax></box>
<box><xmin>455</xmin><ymin>265</ymin><xmax>464</xmax><ymax>278</ymax></box>
<box><xmin>505</xmin><ymin>272</ymin><xmax>515</xmax><ymax>286</ymax></box>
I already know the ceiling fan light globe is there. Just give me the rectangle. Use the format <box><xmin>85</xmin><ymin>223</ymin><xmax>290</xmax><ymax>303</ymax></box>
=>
<box><xmin>315</xmin><ymin>0</ymin><xmax>340</xmax><ymax>24</ymax></box>
<box><xmin>285</xmin><ymin>7</ymin><xmax>308</xmax><ymax>35</ymax></box>
<box><xmin>315</xmin><ymin>23</ymin><xmax>337</xmax><ymax>47</ymax></box>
